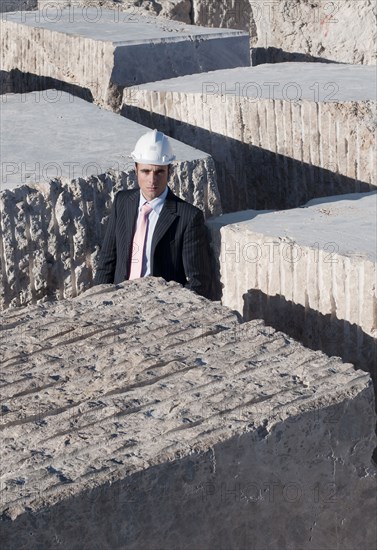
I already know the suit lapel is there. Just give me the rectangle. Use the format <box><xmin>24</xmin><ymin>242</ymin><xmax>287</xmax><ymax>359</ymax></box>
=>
<box><xmin>150</xmin><ymin>188</ymin><xmax>179</xmax><ymax>265</ymax></box>
<box><xmin>125</xmin><ymin>189</ymin><xmax>140</xmax><ymax>230</ymax></box>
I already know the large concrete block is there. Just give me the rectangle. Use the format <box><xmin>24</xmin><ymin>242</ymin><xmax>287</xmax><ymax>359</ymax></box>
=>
<box><xmin>35</xmin><ymin>0</ymin><xmax>377</xmax><ymax>68</ymax></box>
<box><xmin>0</xmin><ymin>91</ymin><xmax>221</xmax><ymax>310</ymax></box>
<box><xmin>208</xmin><ymin>192</ymin><xmax>377</xmax><ymax>375</ymax></box>
<box><xmin>122</xmin><ymin>62</ymin><xmax>377</xmax><ymax>213</ymax></box>
<box><xmin>0</xmin><ymin>7</ymin><xmax>250</xmax><ymax>109</ymax></box>
<box><xmin>0</xmin><ymin>278</ymin><xmax>376</xmax><ymax>549</ymax></box>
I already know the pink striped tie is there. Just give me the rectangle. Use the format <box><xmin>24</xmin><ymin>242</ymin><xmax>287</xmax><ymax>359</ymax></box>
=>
<box><xmin>129</xmin><ymin>203</ymin><xmax>153</xmax><ymax>280</ymax></box>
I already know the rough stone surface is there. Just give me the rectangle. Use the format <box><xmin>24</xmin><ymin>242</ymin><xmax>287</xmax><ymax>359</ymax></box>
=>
<box><xmin>37</xmin><ymin>0</ymin><xmax>193</xmax><ymax>24</ymax></box>
<box><xmin>0</xmin><ymin>92</ymin><xmax>221</xmax><ymax>310</ymax></box>
<box><xmin>192</xmin><ymin>1</ymin><xmax>376</xmax><ymax>65</ymax></box>
<box><xmin>0</xmin><ymin>7</ymin><xmax>250</xmax><ymax>109</ymax></box>
<box><xmin>247</xmin><ymin>0</ymin><xmax>377</xmax><ymax>65</ymax></box>
<box><xmin>208</xmin><ymin>192</ymin><xmax>377</xmax><ymax>375</ymax></box>
<box><xmin>0</xmin><ymin>278</ymin><xmax>376</xmax><ymax>549</ymax></box>
<box><xmin>0</xmin><ymin>0</ymin><xmax>37</xmax><ymax>12</ymax></box>
<box><xmin>122</xmin><ymin>62</ymin><xmax>377</xmax><ymax>212</ymax></box>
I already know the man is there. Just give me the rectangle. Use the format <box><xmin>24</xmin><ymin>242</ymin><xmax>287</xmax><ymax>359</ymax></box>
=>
<box><xmin>94</xmin><ymin>129</ymin><xmax>212</xmax><ymax>299</ymax></box>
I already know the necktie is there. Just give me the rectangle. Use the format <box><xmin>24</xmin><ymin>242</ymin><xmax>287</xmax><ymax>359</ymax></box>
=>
<box><xmin>129</xmin><ymin>203</ymin><xmax>153</xmax><ymax>280</ymax></box>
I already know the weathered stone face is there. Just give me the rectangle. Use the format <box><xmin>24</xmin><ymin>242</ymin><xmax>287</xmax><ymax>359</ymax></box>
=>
<box><xmin>122</xmin><ymin>62</ymin><xmax>376</xmax><ymax>212</ymax></box>
<box><xmin>0</xmin><ymin>278</ymin><xmax>376</xmax><ymax>549</ymax></box>
<box><xmin>37</xmin><ymin>0</ymin><xmax>193</xmax><ymax>24</ymax></box>
<box><xmin>249</xmin><ymin>0</ymin><xmax>376</xmax><ymax>65</ymax></box>
<box><xmin>0</xmin><ymin>92</ymin><xmax>221</xmax><ymax>310</ymax></box>
<box><xmin>0</xmin><ymin>0</ymin><xmax>37</xmax><ymax>12</ymax></box>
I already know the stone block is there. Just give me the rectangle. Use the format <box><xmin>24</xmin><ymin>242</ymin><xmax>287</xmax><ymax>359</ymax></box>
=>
<box><xmin>122</xmin><ymin>62</ymin><xmax>377</xmax><ymax>213</ymax></box>
<box><xmin>34</xmin><ymin>0</ymin><xmax>376</xmax><ymax>68</ymax></box>
<box><xmin>0</xmin><ymin>7</ymin><xmax>250</xmax><ymax>109</ymax></box>
<box><xmin>0</xmin><ymin>278</ymin><xmax>376</xmax><ymax>549</ymax></box>
<box><xmin>208</xmin><ymin>192</ymin><xmax>377</xmax><ymax>375</ymax></box>
<box><xmin>192</xmin><ymin>0</ymin><xmax>375</xmax><ymax>65</ymax></box>
<box><xmin>0</xmin><ymin>91</ymin><xmax>221</xmax><ymax>309</ymax></box>
<box><xmin>248</xmin><ymin>0</ymin><xmax>376</xmax><ymax>66</ymax></box>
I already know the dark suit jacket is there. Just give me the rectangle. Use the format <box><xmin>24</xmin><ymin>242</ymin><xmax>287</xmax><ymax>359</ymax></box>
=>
<box><xmin>94</xmin><ymin>187</ymin><xmax>212</xmax><ymax>299</ymax></box>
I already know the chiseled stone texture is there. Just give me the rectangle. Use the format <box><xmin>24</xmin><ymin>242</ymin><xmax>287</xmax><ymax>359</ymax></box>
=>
<box><xmin>192</xmin><ymin>1</ymin><xmax>376</xmax><ymax>65</ymax></box>
<box><xmin>0</xmin><ymin>92</ymin><xmax>220</xmax><ymax>310</ymax></box>
<box><xmin>37</xmin><ymin>0</ymin><xmax>193</xmax><ymax>24</ymax></box>
<box><xmin>122</xmin><ymin>62</ymin><xmax>377</xmax><ymax>213</ymax></box>
<box><xmin>247</xmin><ymin>0</ymin><xmax>377</xmax><ymax>65</ymax></box>
<box><xmin>0</xmin><ymin>278</ymin><xmax>376</xmax><ymax>549</ymax></box>
<box><xmin>0</xmin><ymin>7</ymin><xmax>250</xmax><ymax>109</ymax></box>
<box><xmin>208</xmin><ymin>192</ymin><xmax>377</xmax><ymax>374</ymax></box>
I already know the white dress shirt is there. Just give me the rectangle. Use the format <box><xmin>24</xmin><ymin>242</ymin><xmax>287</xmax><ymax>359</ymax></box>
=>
<box><xmin>136</xmin><ymin>186</ymin><xmax>169</xmax><ymax>276</ymax></box>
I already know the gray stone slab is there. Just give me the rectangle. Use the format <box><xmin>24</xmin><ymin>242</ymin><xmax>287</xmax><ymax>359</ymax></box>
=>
<box><xmin>210</xmin><ymin>192</ymin><xmax>377</xmax><ymax>261</ymax></box>
<box><xmin>208</xmin><ymin>192</ymin><xmax>377</xmax><ymax>372</ymax></box>
<box><xmin>3</xmin><ymin>5</ymin><xmax>239</xmax><ymax>40</ymax></box>
<box><xmin>0</xmin><ymin>91</ymin><xmax>221</xmax><ymax>310</ymax></box>
<box><xmin>129</xmin><ymin>61</ymin><xmax>377</xmax><ymax>101</ymax></box>
<box><xmin>122</xmin><ymin>62</ymin><xmax>377</xmax><ymax>212</ymax></box>
<box><xmin>0</xmin><ymin>278</ymin><xmax>376</xmax><ymax>549</ymax></box>
<box><xmin>0</xmin><ymin>8</ymin><xmax>250</xmax><ymax>107</ymax></box>
<box><xmin>28</xmin><ymin>1</ymin><xmax>377</xmax><ymax>67</ymax></box>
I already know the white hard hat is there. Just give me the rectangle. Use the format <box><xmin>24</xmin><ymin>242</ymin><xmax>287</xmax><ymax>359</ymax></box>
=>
<box><xmin>131</xmin><ymin>129</ymin><xmax>176</xmax><ymax>165</ymax></box>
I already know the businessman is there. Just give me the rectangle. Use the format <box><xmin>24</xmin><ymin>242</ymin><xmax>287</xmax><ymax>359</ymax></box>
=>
<box><xmin>94</xmin><ymin>129</ymin><xmax>212</xmax><ymax>299</ymax></box>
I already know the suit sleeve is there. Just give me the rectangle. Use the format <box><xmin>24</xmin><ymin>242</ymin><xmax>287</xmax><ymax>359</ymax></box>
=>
<box><xmin>182</xmin><ymin>209</ymin><xmax>212</xmax><ymax>299</ymax></box>
<box><xmin>94</xmin><ymin>193</ymin><xmax>118</xmax><ymax>285</ymax></box>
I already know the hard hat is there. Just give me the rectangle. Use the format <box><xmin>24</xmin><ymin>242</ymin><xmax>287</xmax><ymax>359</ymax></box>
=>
<box><xmin>131</xmin><ymin>129</ymin><xmax>176</xmax><ymax>165</ymax></box>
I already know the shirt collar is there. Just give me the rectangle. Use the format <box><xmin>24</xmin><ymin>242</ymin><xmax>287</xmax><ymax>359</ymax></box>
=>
<box><xmin>139</xmin><ymin>186</ymin><xmax>169</xmax><ymax>214</ymax></box>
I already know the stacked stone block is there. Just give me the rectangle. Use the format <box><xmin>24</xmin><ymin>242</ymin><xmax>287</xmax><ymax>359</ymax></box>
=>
<box><xmin>0</xmin><ymin>278</ymin><xmax>376</xmax><ymax>549</ymax></box>
<box><xmin>32</xmin><ymin>1</ymin><xmax>377</xmax><ymax>66</ymax></box>
<box><xmin>208</xmin><ymin>192</ymin><xmax>377</xmax><ymax>375</ymax></box>
<box><xmin>0</xmin><ymin>8</ymin><xmax>250</xmax><ymax>109</ymax></box>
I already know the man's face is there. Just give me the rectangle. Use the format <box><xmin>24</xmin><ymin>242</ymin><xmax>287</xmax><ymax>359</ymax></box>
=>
<box><xmin>136</xmin><ymin>163</ymin><xmax>169</xmax><ymax>201</ymax></box>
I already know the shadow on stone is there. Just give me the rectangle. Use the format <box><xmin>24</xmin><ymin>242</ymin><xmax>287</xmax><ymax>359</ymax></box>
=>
<box><xmin>0</xmin><ymin>69</ymin><xmax>94</xmax><ymax>102</ymax></box>
<box><xmin>121</xmin><ymin>106</ymin><xmax>373</xmax><ymax>213</ymax></box>
<box><xmin>251</xmin><ymin>47</ymin><xmax>347</xmax><ymax>66</ymax></box>
<box><xmin>1</xmin><ymin>400</ymin><xmax>376</xmax><ymax>550</ymax></box>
